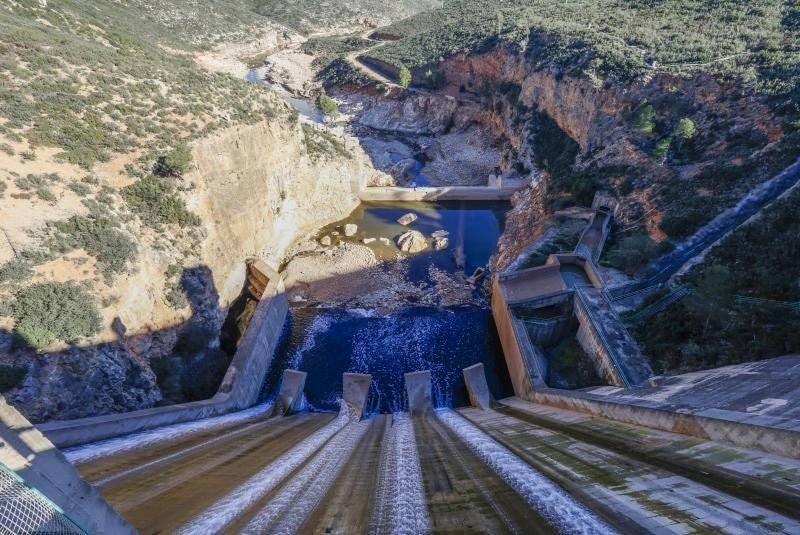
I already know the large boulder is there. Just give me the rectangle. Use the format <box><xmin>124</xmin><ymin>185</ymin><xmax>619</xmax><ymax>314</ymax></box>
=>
<box><xmin>432</xmin><ymin>236</ymin><xmax>449</xmax><ymax>250</ymax></box>
<box><xmin>397</xmin><ymin>230</ymin><xmax>428</xmax><ymax>253</ymax></box>
<box><xmin>397</xmin><ymin>213</ymin><xmax>418</xmax><ymax>226</ymax></box>
<box><xmin>343</xmin><ymin>223</ymin><xmax>358</xmax><ymax>237</ymax></box>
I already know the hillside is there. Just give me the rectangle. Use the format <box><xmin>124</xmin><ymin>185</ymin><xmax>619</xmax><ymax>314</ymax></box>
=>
<box><xmin>0</xmin><ymin>0</ymin><xmax>401</xmax><ymax>420</ymax></box>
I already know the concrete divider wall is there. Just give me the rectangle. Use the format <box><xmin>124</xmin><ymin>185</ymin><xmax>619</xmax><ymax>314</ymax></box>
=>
<box><xmin>40</xmin><ymin>276</ymin><xmax>289</xmax><ymax>449</ymax></box>
<box><xmin>343</xmin><ymin>373</ymin><xmax>372</xmax><ymax>419</ymax></box>
<box><xmin>573</xmin><ymin>296</ymin><xmax>627</xmax><ymax>387</ymax></box>
<box><xmin>405</xmin><ymin>370</ymin><xmax>433</xmax><ymax>415</ymax></box>
<box><xmin>491</xmin><ymin>277</ymin><xmax>546</xmax><ymax>397</ymax></box>
<box><xmin>0</xmin><ymin>398</ymin><xmax>135</xmax><ymax>534</ymax></box>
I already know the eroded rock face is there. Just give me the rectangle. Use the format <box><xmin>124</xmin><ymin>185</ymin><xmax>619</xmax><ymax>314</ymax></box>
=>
<box><xmin>397</xmin><ymin>230</ymin><xmax>428</xmax><ymax>253</ymax></box>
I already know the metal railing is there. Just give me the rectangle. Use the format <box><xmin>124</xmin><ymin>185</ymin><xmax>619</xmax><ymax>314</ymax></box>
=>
<box><xmin>0</xmin><ymin>463</ymin><xmax>86</xmax><ymax>535</ymax></box>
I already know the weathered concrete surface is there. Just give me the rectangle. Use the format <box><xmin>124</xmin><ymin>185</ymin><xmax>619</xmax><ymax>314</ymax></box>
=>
<box><xmin>460</xmin><ymin>404</ymin><xmax>800</xmax><ymax>532</ymax></box>
<box><xmin>0</xmin><ymin>398</ymin><xmax>135</xmax><ymax>534</ymax></box>
<box><xmin>83</xmin><ymin>412</ymin><xmax>333</xmax><ymax>534</ymax></box>
<box><xmin>40</xmin><ymin>276</ymin><xmax>289</xmax><ymax>448</ymax></box>
<box><xmin>462</xmin><ymin>363</ymin><xmax>493</xmax><ymax>410</ymax></box>
<box><xmin>278</xmin><ymin>369</ymin><xmax>307</xmax><ymax>415</ymax></box>
<box><xmin>574</xmin><ymin>287</ymin><xmax>652</xmax><ymax>387</ymax></box>
<box><xmin>343</xmin><ymin>373</ymin><xmax>372</xmax><ymax>419</ymax></box>
<box><xmin>497</xmin><ymin>264</ymin><xmax>566</xmax><ymax>303</ymax></box>
<box><xmin>358</xmin><ymin>182</ymin><xmax>525</xmax><ymax>202</ymax></box>
<box><xmin>405</xmin><ymin>371</ymin><xmax>433</xmax><ymax>415</ymax></box>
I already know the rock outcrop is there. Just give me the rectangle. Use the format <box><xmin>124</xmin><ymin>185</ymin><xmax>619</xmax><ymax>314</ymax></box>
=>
<box><xmin>397</xmin><ymin>230</ymin><xmax>428</xmax><ymax>253</ymax></box>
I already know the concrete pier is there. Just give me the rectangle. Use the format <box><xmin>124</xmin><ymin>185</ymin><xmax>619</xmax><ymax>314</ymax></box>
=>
<box><xmin>343</xmin><ymin>373</ymin><xmax>372</xmax><ymax>419</ymax></box>
<box><xmin>463</xmin><ymin>363</ymin><xmax>493</xmax><ymax>410</ymax></box>
<box><xmin>405</xmin><ymin>370</ymin><xmax>433</xmax><ymax>415</ymax></box>
<box><xmin>278</xmin><ymin>369</ymin><xmax>307</xmax><ymax>415</ymax></box>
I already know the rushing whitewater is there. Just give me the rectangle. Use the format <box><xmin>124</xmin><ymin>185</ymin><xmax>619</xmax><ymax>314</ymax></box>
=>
<box><xmin>241</xmin><ymin>417</ymin><xmax>369</xmax><ymax>534</ymax></box>
<box><xmin>174</xmin><ymin>403</ymin><xmax>354</xmax><ymax>534</ymax></box>
<box><xmin>437</xmin><ymin>409</ymin><xmax>617</xmax><ymax>535</ymax></box>
<box><xmin>371</xmin><ymin>413</ymin><xmax>431</xmax><ymax>534</ymax></box>
<box><xmin>64</xmin><ymin>401</ymin><xmax>274</xmax><ymax>465</ymax></box>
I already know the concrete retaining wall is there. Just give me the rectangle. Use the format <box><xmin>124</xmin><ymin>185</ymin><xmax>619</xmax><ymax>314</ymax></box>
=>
<box><xmin>491</xmin><ymin>277</ymin><xmax>547</xmax><ymax>397</ymax></box>
<box><xmin>0</xmin><ymin>398</ymin><xmax>135</xmax><ymax>534</ymax></box>
<box><xmin>574</xmin><ymin>296</ymin><xmax>627</xmax><ymax>387</ymax></box>
<box><xmin>40</xmin><ymin>276</ymin><xmax>289</xmax><ymax>449</ymax></box>
<box><xmin>524</xmin><ymin>390</ymin><xmax>800</xmax><ymax>459</ymax></box>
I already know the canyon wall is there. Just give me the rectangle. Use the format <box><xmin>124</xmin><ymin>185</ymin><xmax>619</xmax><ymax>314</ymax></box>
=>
<box><xmin>4</xmin><ymin>117</ymin><xmax>385</xmax><ymax>423</ymax></box>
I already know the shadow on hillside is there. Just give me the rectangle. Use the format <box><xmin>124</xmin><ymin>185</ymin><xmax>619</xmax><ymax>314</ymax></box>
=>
<box><xmin>0</xmin><ymin>264</ymin><xmax>250</xmax><ymax>424</ymax></box>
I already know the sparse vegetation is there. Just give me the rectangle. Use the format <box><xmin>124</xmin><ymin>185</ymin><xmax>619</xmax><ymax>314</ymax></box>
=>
<box><xmin>155</xmin><ymin>143</ymin><xmax>193</xmax><ymax>178</ymax></box>
<box><xmin>630</xmin><ymin>102</ymin><xmax>656</xmax><ymax>134</ymax></box>
<box><xmin>48</xmin><ymin>214</ymin><xmax>137</xmax><ymax>282</ymax></box>
<box><xmin>8</xmin><ymin>282</ymin><xmax>101</xmax><ymax>350</ymax></box>
<box><xmin>301</xmin><ymin>123</ymin><xmax>351</xmax><ymax>162</ymax></box>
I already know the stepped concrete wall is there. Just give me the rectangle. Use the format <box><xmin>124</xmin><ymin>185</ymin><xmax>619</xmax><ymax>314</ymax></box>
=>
<box><xmin>40</xmin><ymin>275</ymin><xmax>289</xmax><ymax>449</ymax></box>
<box><xmin>0</xmin><ymin>398</ymin><xmax>135</xmax><ymax>534</ymax></box>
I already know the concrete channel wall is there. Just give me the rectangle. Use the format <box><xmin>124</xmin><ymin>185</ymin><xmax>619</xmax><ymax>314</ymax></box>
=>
<box><xmin>0</xmin><ymin>398</ymin><xmax>135</xmax><ymax>534</ymax></box>
<box><xmin>39</xmin><ymin>275</ymin><xmax>289</xmax><ymax>449</ymax></box>
<box><xmin>573</xmin><ymin>292</ymin><xmax>629</xmax><ymax>387</ymax></box>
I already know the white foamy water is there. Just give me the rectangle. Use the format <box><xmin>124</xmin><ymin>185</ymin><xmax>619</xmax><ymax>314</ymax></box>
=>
<box><xmin>371</xmin><ymin>413</ymin><xmax>430</xmax><ymax>535</ymax></box>
<box><xmin>437</xmin><ymin>410</ymin><xmax>617</xmax><ymax>535</ymax></box>
<box><xmin>241</xmin><ymin>414</ymin><xmax>368</xmax><ymax>534</ymax></box>
<box><xmin>288</xmin><ymin>314</ymin><xmax>334</xmax><ymax>369</ymax></box>
<box><xmin>65</xmin><ymin>401</ymin><xmax>273</xmax><ymax>465</ymax></box>
<box><xmin>173</xmin><ymin>404</ymin><xmax>352</xmax><ymax>535</ymax></box>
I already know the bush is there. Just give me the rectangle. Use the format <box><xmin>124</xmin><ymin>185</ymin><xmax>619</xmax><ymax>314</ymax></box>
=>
<box><xmin>122</xmin><ymin>175</ymin><xmax>200</xmax><ymax>227</ymax></box>
<box><xmin>11</xmin><ymin>282</ymin><xmax>101</xmax><ymax>350</ymax></box>
<box><xmin>155</xmin><ymin>143</ymin><xmax>193</xmax><ymax>177</ymax></box>
<box><xmin>316</xmin><ymin>93</ymin><xmax>339</xmax><ymax>116</ymax></box>
<box><xmin>0</xmin><ymin>365</ymin><xmax>26</xmax><ymax>392</ymax></box>
<box><xmin>50</xmin><ymin>215</ymin><xmax>137</xmax><ymax>282</ymax></box>
<box><xmin>0</xmin><ymin>260</ymin><xmax>32</xmax><ymax>284</ymax></box>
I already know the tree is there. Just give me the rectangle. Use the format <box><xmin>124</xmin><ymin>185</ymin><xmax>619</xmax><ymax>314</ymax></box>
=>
<box><xmin>653</xmin><ymin>136</ymin><xmax>672</xmax><ymax>162</ymax></box>
<box><xmin>155</xmin><ymin>142</ymin><xmax>193</xmax><ymax>177</ymax></box>
<box><xmin>631</xmin><ymin>102</ymin><xmax>656</xmax><ymax>134</ymax></box>
<box><xmin>398</xmin><ymin>65</ymin><xmax>412</xmax><ymax>89</ymax></box>
<box><xmin>674</xmin><ymin>117</ymin><xmax>697</xmax><ymax>148</ymax></box>
<box><xmin>316</xmin><ymin>92</ymin><xmax>339</xmax><ymax>116</ymax></box>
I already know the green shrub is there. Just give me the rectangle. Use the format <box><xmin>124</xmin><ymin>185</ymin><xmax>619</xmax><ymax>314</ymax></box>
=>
<box><xmin>68</xmin><ymin>181</ymin><xmax>92</xmax><ymax>196</ymax></box>
<box><xmin>20</xmin><ymin>150</ymin><xmax>36</xmax><ymax>161</ymax></box>
<box><xmin>10</xmin><ymin>282</ymin><xmax>101</xmax><ymax>350</ymax></box>
<box><xmin>675</xmin><ymin>117</ymin><xmax>697</xmax><ymax>142</ymax></box>
<box><xmin>122</xmin><ymin>175</ymin><xmax>200</xmax><ymax>227</ymax></box>
<box><xmin>155</xmin><ymin>142</ymin><xmax>193</xmax><ymax>177</ymax></box>
<box><xmin>0</xmin><ymin>365</ymin><xmax>26</xmax><ymax>392</ymax></box>
<box><xmin>50</xmin><ymin>215</ymin><xmax>137</xmax><ymax>282</ymax></box>
<box><xmin>0</xmin><ymin>260</ymin><xmax>33</xmax><ymax>284</ymax></box>
<box><xmin>15</xmin><ymin>173</ymin><xmax>59</xmax><ymax>204</ymax></box>
<box><xmin>316</xmin><ymin>93</ymin><xmax>339</xmax><ymax>115</ymax></box>
<box><xmin>0</xmin><ymin>143</ymin><xmax>13</xmax><ymax>156</ymax></box>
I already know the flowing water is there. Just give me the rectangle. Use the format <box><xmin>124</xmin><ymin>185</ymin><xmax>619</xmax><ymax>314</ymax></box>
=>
<box><xmin>267</xmin><ymin>201</ymin><xmax>513</xmax><ymax>413</ymax></box>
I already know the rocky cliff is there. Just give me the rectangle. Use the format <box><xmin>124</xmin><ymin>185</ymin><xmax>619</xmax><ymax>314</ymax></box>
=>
<box><xmin>2</xmin><ymin>116</ymin><xmax>385</xmax><ymax>423</ymax></box>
